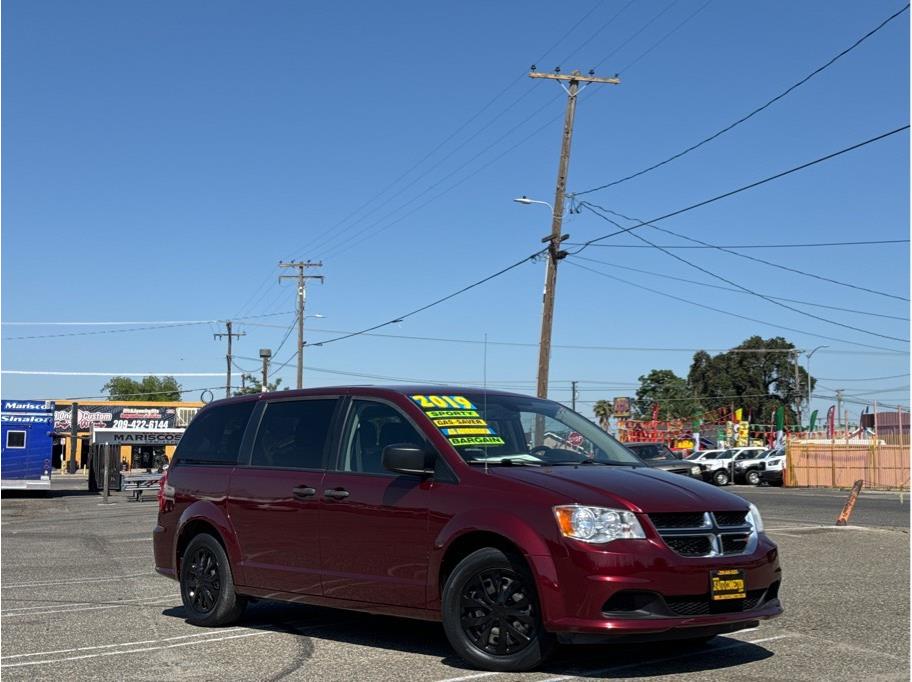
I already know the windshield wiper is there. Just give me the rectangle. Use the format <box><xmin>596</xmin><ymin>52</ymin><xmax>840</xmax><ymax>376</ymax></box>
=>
<box><xmin>466</xmin><ymin>458</ymin><xmax>542</xmax><ymax>467</ymax></box>
<box><xmin>547</xmin><ymin>459</ymin><xmax>607</xmax><ymax>466</ymax></box>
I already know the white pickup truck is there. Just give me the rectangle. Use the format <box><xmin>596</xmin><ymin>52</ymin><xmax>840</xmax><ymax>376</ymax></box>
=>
<box><xmin>695</xmin><ymin>447</ymin><xmax>768</xmax><ymax>486</ymax></box>
<box><xmin>733</xmin><ymin>447</ymin><xmax>785</xmax><ymax>485</ymax></box>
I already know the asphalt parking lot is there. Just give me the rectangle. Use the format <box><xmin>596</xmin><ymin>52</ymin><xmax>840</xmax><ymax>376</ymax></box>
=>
<box><xmin>1</xmin><ymin>478</ymin><xmax>908</xmax><ymax>681</ymax></box>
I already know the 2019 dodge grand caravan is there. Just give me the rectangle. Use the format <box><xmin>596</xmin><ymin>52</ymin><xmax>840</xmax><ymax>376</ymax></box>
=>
<box><xmin>154</xmin><ymin>386</ymin><xmax>782</xmax><ymax>672</ymax></box>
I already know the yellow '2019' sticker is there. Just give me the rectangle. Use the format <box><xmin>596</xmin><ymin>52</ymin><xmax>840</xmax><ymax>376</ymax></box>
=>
<box><xmin>410</xmin><ymin>395</ymin><xmax>476</xmax><ymax>410</ymax></box>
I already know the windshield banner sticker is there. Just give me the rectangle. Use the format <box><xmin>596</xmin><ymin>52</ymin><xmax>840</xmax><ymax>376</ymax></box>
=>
<box><xmin>410</xmin><ymin>395</ymin><xmax>506</xmax><ymax>447</ymax></box>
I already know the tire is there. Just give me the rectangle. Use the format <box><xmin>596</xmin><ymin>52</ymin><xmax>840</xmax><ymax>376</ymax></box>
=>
<box><xmin>713</xmin><ymin>469</ymin><xmax>730</xmax><ymax>486</ymax></box>
<box><xmin>442</xmin><ymin>547</ymin><xmax>555</xmax><ymax>672</ymax></box>
<box><xmin>745</xmin><ymin>470</ymin><xmax>761</xmax><ymax>486</ymax></box>
<box><xmin>179</xmin><ymin>533</ymin><xmax>246</xmax><ymax>627</ymax></box>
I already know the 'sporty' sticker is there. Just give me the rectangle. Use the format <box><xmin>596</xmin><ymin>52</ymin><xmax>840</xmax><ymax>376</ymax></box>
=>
<box><xmin>410</xmin><ymin>395</ymin><xmax>505</xmax><ymax>448</ymax></box>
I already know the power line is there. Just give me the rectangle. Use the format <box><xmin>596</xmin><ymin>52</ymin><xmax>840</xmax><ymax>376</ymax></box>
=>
<box><xmin>591</xmin><ymin>0</ymin><xmax>682</xmax><ymax>71</ymax></box>
<box><xmin>578</xmin><ymin>202</ymin><xmax>909</xmax><ymax>343</ymax></box>
<box><xmin>308</xmin><ymin>250</ymin><xmax>544</xmax><ymax>348</ymax></box>
<box><xmin>275</xmin><ymin>327</ymin><xmax>905</xmax><ymax>356</ymax></box>
<box><xmin>817</xmin><ymin>374</ymin><xmax>910</xmax><ymax>382</ymax></box>
<box><xmin>569</xmin><ymin>124</ymin><xmax>911</xmax><ymax>300</ymax></box>
<box><xmin>57</xmin><ymin>385</ymin><xmax>222</xmax><ymax>401</ymax></box>
<box><xmin>235</xmin><ymin>2</ymin><xmax>607</xmax><ymax>318</ymax></box>
<box><xmin>570</xmin><ymin>253</ymin><xmax>909</xmax><ymax>322</ymax></box>
<box><xmin>2</xmin><ymin>371</ymin><xmax>227</xmax><ymax>377</ymax></box>
<box><xmin>587</xmin><ymin>205</ymin><xmax>910</xmax><ymax>303</ymax></box>
<box><xmin>617</xmin><ymin>0</ymin><xmax>713</xmax><ymax>73</ymax></box>
<box><xmin>574</xmin><ymin>3</ymin><xmax>911</xmax><ymax>195</ymax></box>
<box><xmin>563</xmin><ymin>239</ymin><xmax>909</xmax><ymax>249</ymax></box>
<box><xmin>564</xmin><ymin>259</ymin><xmax>905</xmax><ymax>353</ymax></box>
<box><xmin>557</xmin><ymin>0</ymin><xmax>637</xmax><ymax>66</ymax></box>
<box><xmin>4</xmin><ymin>320</ymin><xmax>218</xmax><ymax>341</ymax></box>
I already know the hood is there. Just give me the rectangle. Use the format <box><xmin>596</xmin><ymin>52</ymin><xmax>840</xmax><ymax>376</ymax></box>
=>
<box><xmin>489</xmin><ymin>465</ymin><xmax>747</xmax><ymax>514</ymax></box>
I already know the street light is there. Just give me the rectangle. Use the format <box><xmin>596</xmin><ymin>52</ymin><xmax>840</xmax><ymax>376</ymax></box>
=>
<box><xmin>805</xmin><ymin>345</ymin><xmax>829</xmax><ymax>417</ymax></box>
<box><xmin>513</xmin><ymin>195</ymin><xmax>553</xmax><ymax>212</ymax></box>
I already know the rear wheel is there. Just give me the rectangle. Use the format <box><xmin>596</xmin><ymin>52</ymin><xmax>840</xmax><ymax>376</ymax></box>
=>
<box><xmin>745</xmin><ymin>470</ymin><xmax>761</xmax><ymax>486</ymax></box>
<box><xmin>179</xmin><ymin>533</ymin><xmax>246</xmax><ymax>627</ymax></box>
<box><xmin>713</xmin><ymin>469</ymin><xmax>730</xmax><ymax>486</ymax></box>
<box><xmin>442</xmin><ymin>547</ymin><xmax>554</xmax><ymax>672</ymax></box>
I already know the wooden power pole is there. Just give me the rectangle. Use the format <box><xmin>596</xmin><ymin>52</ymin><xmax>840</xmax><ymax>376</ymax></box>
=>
<box><xmin>529</xmin><ymin>69</ymin><xmax>619</xmax><ymax>399</ymax></box>
<box><xmin>214</xmin><ymin>321</ymin><xmax>246</xmax><ymax>398</ymax></box>
<box><xmin>279</xmin><ymin>261</ymin><xmax>324</xmax><ymax>389</ymax></box>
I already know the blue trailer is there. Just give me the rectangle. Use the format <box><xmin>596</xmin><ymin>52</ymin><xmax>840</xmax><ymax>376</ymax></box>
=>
<box><xmin>1</xmin><ymin>399</ymin><xmax>54</xmax><ymax>490</ymax></box>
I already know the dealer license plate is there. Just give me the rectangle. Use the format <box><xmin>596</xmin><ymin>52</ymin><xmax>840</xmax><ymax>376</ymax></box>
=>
<box><xmin>711</xmin><ymin>569</ymin><xmax>746</xmax><ymax>601</ymax></box>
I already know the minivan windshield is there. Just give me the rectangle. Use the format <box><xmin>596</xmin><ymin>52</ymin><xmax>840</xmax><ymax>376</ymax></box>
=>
<box><xmin>408</xmin><ymin>392</ymin><xmax>642</xmax><ymax>467</ymax></box>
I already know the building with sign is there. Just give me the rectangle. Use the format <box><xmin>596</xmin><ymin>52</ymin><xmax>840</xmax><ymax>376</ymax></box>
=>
<box><xmin>1</xmin><ymin>399</ymin><xmax>55</xmax><ymax>489</ymax></box>
<box><xmin>52</xmin><ymin>400</ymin><xmax>203</xmax><ymax>470</ymax></box>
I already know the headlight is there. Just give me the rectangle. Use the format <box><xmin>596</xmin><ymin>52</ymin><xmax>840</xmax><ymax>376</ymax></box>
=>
<box><xmin>553</xmin><ymin>505</ymin><xmax>645</xmax><ymax>544</ymax></box>
<box><xmin>748</xmin><ymin>502</ymin><xmax>764</xmax><ymax>533</ymax></box>
<box><xmin>768</xmin><ymin>457</ymin><xmax>782</xmax><ymax>468</ymax></box>
<box><xmin>690</xmin><ymin>465</ymin><xmax>701</xmax><ymax>476</ymax></box>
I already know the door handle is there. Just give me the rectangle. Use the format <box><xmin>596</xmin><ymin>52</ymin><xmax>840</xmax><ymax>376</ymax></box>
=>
<box><xmin>323</xmin><ymin>488</ymin><xmax>350</xmax><ymax>500</ymax></box>
<box><xmin>292</xmin><ymin>486</ymin><xmax>316</xmax><ymax>499</ymax></box>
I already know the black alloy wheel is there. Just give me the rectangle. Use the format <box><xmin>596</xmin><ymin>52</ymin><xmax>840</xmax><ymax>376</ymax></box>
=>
<box><xmin>442</xmin><ymin>547</ymin><xmax>555</xmax><ymax>672</ymax></box>
<box><xmin>179</xmin><ymin>533</ymin><xmax>246</xmax><ymax>627</ymax></box>
<box><xmin>460</xmin><ymin>568</ymin><xmax>536</xmax><ymax>656</ymax></box>
<box><xmin>186</xmin><ymin>546</ymin><xmax>221</xmax><ymax>613</ymax></box>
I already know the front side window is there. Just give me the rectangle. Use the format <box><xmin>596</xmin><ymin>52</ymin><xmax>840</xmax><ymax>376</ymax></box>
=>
<box><xmin>250</xmin><ymin>399</ymin><xmax>337</xmax><ymax>470</ymax></box>
<box><xmin>341</xmin><ymin>400</ymin><xmax>425</xmax><ymax>474</ymax></box>
<box><xmin>6</xmin><ymin>430</ymin><xmax>26</xmax><ymax>449</ymax></box>
<box><xmin>408</xmin><ymin>392</ymin><xmax>641</xmax><ymax>467</ymax></box>
<box><xmin>175</xmin><ymin>401</ymin><xmax>255</xmax><ymax>465</ymax></box>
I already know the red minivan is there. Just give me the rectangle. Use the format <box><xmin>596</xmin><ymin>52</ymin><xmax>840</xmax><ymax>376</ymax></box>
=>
<box><xmin>154</xmin><ymin>386</ymin><xmax>782</xmax><ymax>671</ymax></box>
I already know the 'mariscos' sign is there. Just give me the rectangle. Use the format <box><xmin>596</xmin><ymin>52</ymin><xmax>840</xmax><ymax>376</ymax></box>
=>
<box><xmin>91</xmin><ymin>428</ymin><xmax>184</xmax><ymax>446</ymax></box>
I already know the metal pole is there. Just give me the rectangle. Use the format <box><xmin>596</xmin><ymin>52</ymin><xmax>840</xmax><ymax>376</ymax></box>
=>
<box><xmin>103</xmin><ymin>444</ymin><xmax>110</xmax><ymax>504</ymax></box>
<box><xmin>297</xmin><ymin>283</ymin><xmax>305</xmax><ymax>389</ymax></box>
<box><xmin>226</xmin><ymin>320</ymin><xmax>233</xmax><ymax>399</ymax></box>
<box><xmin>68</xmin><ymin>402</ymin><xmax>79</xmax><ymax>474</ymax></box>
<box><xmin>571</xmin><ymin>381</ymin><xmax>578</xmax><ymax>411</ymax></box>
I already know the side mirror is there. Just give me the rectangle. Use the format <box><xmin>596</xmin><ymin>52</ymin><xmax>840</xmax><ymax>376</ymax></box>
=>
<box><xmin>382</xmin><ymin>443</ymin><xmax>436</xmax><ymax>476</ymax></box>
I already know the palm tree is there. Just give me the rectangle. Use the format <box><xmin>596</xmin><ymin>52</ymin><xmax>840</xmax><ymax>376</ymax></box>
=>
<box><xmin>593</xmin><ymin>400</ymin><xmax>613</xmax><ymax>431</ymax></box>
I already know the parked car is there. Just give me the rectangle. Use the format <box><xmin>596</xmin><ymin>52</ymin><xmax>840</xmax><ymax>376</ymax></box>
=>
<box><xmin>733</xmin><ymin>448</ymin><xmax>783</xmax><ymax>485</ymax></box>
<box><xmin>154</xmin><ymin>386</ymin><xmax>782</xmax><ymax>672</ymax></box>
<box><xmin>686</xmin><ymin>448</ymin><xmax>728</xmax><ymax>461</ymax></box>
<box><xmin>622</xmin><ymin>442</ymin><xmax>703</xmax><ymax>479</ymax></box>
<box><xmin>759</xmin><ymin>452</ymin><xmax>786</xmax><ymax>486</ymax></box>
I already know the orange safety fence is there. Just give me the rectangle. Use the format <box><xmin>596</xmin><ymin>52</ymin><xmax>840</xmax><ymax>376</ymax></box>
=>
<box><xmin>785</xmin><ymin>442</ymin><xmax>910</xmax><ymax>490</ymax></box>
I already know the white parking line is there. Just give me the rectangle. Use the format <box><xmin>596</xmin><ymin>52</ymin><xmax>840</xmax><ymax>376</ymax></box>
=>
<box><xmin>0</xmin><ymin>631</ymin><xmax>269</xmax><ymax>668</ymax></box>
<box><xmin>1</xmin><ymin>628</ymin><xmax>247</xmax><ymax>659</ymax></box>
<box><xmin>2</xmin><ymin>573</ymin><xmax>151</xmax><ymax>589</ymax></box>
<box><xmin>1</xmin><ymin>594</ymin><xmax>178</xmax><ymax>617</ymax></box>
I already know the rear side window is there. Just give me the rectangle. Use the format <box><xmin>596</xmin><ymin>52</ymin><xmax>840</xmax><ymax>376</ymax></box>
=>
<box><xmin>175</xmin><ymin>401</ymin><xmax>255</xmax><ymax>465</ymax></box>
<box><xmin>251</xmin><ymin>399</ymin><xmax>337</xmax><ymax>470</ymax></box>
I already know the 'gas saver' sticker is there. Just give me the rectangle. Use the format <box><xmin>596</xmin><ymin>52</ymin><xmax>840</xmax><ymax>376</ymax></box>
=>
<box><xmin>411</xmin><ymin>395</ymin><xmax>504</xmax><ymax>448</ymax></box>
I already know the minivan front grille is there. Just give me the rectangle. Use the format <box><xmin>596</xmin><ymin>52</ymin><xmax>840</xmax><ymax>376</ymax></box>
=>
<box><xmin>648</xmin><ymin>512</ymin><xmax>708</xmax><ymax>529</ymax></box>
<box><xmin>648</xmin><ymin>510</ymin><xmax>755</xmax><ymax>558</ymax></box>
<box><xmin>714</xmin><ymin>510</ymin><xmax>749</xmax><ymax>527</ymax></box>
<box><xmin>664</xmin><ymin>535</ymin><xmax>713</xmax><ymax>557</ymax></box>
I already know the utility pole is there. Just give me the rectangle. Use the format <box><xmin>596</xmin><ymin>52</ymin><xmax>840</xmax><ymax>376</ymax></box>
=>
<box><xmin>836</xmin><ymin>389</ymin><xmax>844</xmax><ymax>432</ymax></box>
<box><xmin>529</xmin><ymin>68</ymin><xmax>619</xmax><ymax>399</ymax></box>
<box><xmin>571</xmin><ymin>381</ymin><xmax>578</xmax><ymax>411</ymax></box>
<box><xmin>792</xmin><ymin>349</ymin><xmax>802</xmax><ymax>428</ymax></box>
<box><xmin>259</xmin><ymin>348</ymin><xmax>272</xmax><ymax>392</ymax></box>
<box><xmin>279</xmin><ymin>261</ymin><xmax>324</xmax><ymax>389</ymax></box>
<box><xmin>213</xmin><ymin>321</ymin><xmax>245</xmax><ymax>399</ymax></box>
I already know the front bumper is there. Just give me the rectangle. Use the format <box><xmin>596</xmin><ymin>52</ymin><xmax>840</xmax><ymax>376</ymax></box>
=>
<box><xmin>534</xmin><ymin>533</ymin><xmax>782</xmax><ymax>638</ymax></box>
<box><xmin>760</xmin><ymin>470</ymin><xmax>784</xmax><ymax>485</ymax></box>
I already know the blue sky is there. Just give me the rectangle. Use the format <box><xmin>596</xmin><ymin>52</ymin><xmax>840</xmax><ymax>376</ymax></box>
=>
<box><xmin>2</xmin><ymin>0</ymin><xmax>909</xmax><ymax>419</ymax></box>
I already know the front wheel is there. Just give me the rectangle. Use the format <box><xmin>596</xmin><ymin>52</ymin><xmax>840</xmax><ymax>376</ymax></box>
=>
<box><xmin>179</xmin><ymin>533</ymin><xmax>246</xmax><ymax>627</ymax></box>
<box><xmin>713</xmin><ymin>469</ymin><xmax>730</xmax><ymax>486</ymax></box>
<box><xmin>442</xmin><ymin>547</ymin><xmax>555</xmax><ymax>672</ymax></box>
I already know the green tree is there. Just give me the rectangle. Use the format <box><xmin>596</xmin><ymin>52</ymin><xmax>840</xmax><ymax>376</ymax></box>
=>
<box><xmin>592</xmin><ymin>400</ymin><xmax>613</xmax><ymax>430</ymax></box>
<box><xmin>635</xmin><ymin>369</ymin><xmax>703</xmax><ymax>420</ymax></box>
<box><xmin>102</xmin><ymin>375</ymin><xmax>182</xmax><ymax>401</ymax></box>
<box><xmin>233</xmin><ymin>374</ymin><xmax>285</xmax><ymax>396</ymax></box>
<box><xmin>686</xmin><ymin>336</ymin><xmax>810</xmax><ymax>424</ymax></box>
